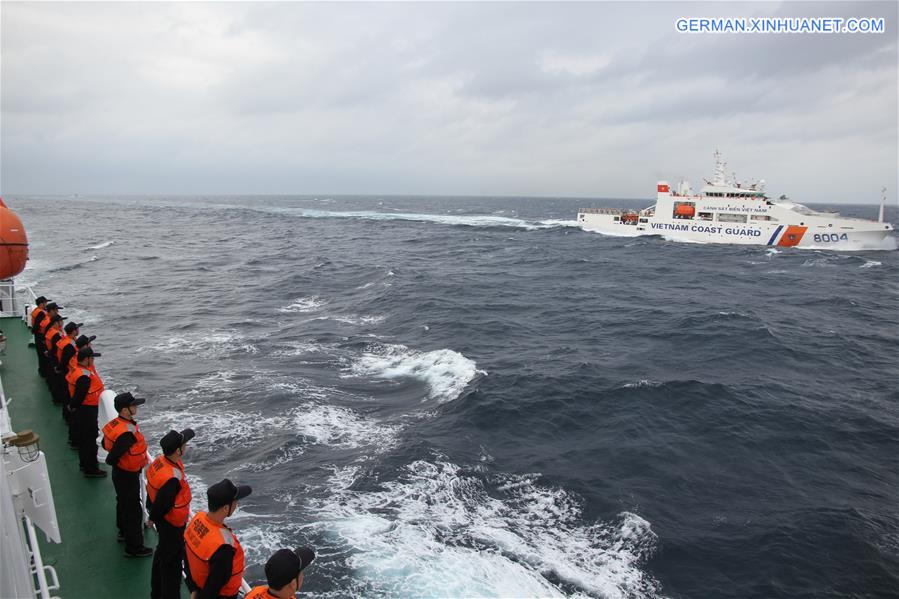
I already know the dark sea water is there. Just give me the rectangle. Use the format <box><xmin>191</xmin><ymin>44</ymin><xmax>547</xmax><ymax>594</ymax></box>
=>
<box><xmin>9</xmin><ymin>195</ymin><xmax>899</xmax><ymax>599</ymax></box>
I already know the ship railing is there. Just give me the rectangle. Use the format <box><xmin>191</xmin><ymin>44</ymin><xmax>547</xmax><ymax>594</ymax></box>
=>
<box><xmin>0</xmin><ymin>280</ymin><xmax>36</xmax><ymax>319</ymax></box>
<box><xmin>96</xmin><ymin>391</ymin><xmax>253</xmax><ymax>595</ymax></box>
<box><xmin>1</xmin><ymin>371</ymin><xmax>62</xmax><ymax>599</ymax></box>
<box><xmin>578</xmin><ymin>207</ymin><xmax>636</xmax><ymax>215</ymax></box>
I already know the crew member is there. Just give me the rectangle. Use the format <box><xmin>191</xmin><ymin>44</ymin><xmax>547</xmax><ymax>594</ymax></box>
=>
<box><xmin>51</xmin><ymin>321</ymin><xmax>82</xmax><ymax>404</ymax></box>
<box><xmin>184</xmin><ymin>479</ymin><xmax>252</xmax><ymax>599</ymax></box>
<box><xmin>147</xmin><ymin>428</ymin><xmax>196</xmax><ymax>599</ymax></box>
<box><xmin>103</xmin><ymin>392</ymin><xmax>151</xmax><ymax>557</ymax></box>
<box><xmin>245</xmin><ymin>547</ymin><xmax>315</xmax><ymax>598</ymax></box>
<box><xmin>43</xmin><ymin>314</ymin><xmax>66</xmax><ymax>390</ymax></box>
<box><xmin>66</xmin><ymin>346</ymin><xmax>106</xmax><ymax>477</ymax></box>
<box><xmin>36</xmin><ymin>302</ymin><xmax>63</xmax><ymax>377</ymax></box>
<box><xmin>30</xmin><ymin>296</ymin><xmax>50</xmax><ymax>375</ymax></box>
<box><xmin>63</xmin><ymin>334</ymin><xmax>97</xmax><ymax>448</ymax></box>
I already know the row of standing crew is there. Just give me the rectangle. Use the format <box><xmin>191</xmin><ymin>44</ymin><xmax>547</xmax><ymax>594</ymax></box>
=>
<box><xmin>29</xmin><ymin>296</ymin><xmax>315</xmax><ymax>598</ymax></box>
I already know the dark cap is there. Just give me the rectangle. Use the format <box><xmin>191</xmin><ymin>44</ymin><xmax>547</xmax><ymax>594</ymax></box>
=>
<box><xmin>49</xmin><ymin>314</ymin><xmax>66</xmax><ymax>325</ymax></box>
<box><xmin>160</xmin><ymin>428</ymin><xmax>195</xmax><ymax>454</ymax></box>
<box><xmin>46</xmin><ymin>302</ymin><xmax>63</xmax><ymax>311</ymax></box>
<box><xmin>76</xmin><ymin>334</ymin><xmax>96</xmax><ymax>348</ymax></box>
<box><xmin>77</xmin><ymin>347</ymin><xmax>100</xmax><ymax>360</ymax></box>
<box><xmin>207</xmin><ymin>478</ymin><xmax>252</xmax><ymax>511</ymax></box>
<box><xmin>64</xmin><ymin>321</ymin><xmax>83</xmax><ymax>333</ymax></box>
<box><xmin>35</xmin><ymin>296</ymin><xmax>48</xmax><ymax>304</ymax></box>
<box><xmin>265</xmin><ymin>547</ymin><xmax>316</xmax><ymax>589</ymax></box>
<box><xmin>114</xmin><ymin>392</ymin><xmax>146</xmax><ymax>411</ymax></box>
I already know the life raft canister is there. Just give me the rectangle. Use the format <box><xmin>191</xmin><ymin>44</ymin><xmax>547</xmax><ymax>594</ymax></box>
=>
<box><xmin>674</xmin><ymin>204</ymin><xmax>696</xmax><ymax>217</ymax></box>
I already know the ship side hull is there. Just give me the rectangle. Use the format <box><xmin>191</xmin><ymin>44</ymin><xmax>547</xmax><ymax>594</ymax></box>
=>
<box><xmin>578</xmin><ymin>198</ymin><xmax>895</xmax><ymax>251</ymax></box>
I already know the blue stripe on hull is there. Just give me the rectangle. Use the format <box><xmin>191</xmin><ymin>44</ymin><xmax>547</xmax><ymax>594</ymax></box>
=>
<box><xmin>767</xmin><ymin>225</ymin><xmax>784</xmax><ymax>246</ymax></box>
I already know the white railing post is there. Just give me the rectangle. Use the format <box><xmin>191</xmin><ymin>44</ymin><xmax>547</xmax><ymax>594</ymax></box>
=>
<box><xmin>24</xmin><ymin>515</ymin><xmax>57</xmax><ymax>599</ymax></box>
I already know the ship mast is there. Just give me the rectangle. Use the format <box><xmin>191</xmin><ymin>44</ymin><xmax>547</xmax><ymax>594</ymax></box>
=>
<box><xmin>878</xmin><ymin>187</ymin><xmax>886</xmax><ymax>223</ymax></box>
<box><xmin>712</xmin><ymin>149</ymin><xmax>728</xmax><ymax>186</ymax></box>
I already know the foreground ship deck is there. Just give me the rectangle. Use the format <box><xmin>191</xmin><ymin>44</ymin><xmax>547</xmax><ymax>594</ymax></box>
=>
<box><xmin>2</xmin><ymin>316</ymin><xmax>186</xmax><ymax>599</ymax></box>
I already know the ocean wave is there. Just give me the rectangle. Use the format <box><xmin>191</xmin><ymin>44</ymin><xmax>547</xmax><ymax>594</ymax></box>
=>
<box><xmin>61</xmin><ymin>306</ymin><xmax>102</xmax><ymax>326</ymax></box>
<box><xmin>321</xmin><ymin>314</ymin><xmax>386</xmax><ymax>326</ymax></box>
<box><xmin>278</xmin><ymin>296</ymin><xmax>327</xmax><ymax>313</ymax></box>
<box><xmin>270</xmin><ymin>341</ymin><xmax>328</xmax><ymax>358</ymax></box>
<box><xmin>142</xmin><ymin>408</ymin><xmax>289</xmax><ymax>451</ymax></box>
<box><xmin>622</xmin><ymin>380</ymin><xmax>662</xmax><ymax>389</ymax></box>
<box><xmin>292</xmin><ymin>404</ymin><xmax>401</xmax><ymax>450</ymax></box>
<box><xmin>308</xmin><ymin>459</ymin><xmax>660</xmax><ymax>598</ymax></box>
<box><xmin>860</xmin><ymin>260</ymin><xmax>882</xmax><ymax>269</ymax></box>
<box><xmin>251</xmin><ymin>206</ymin><xmax>590</xmax><ymax>232</ymax></box>
<box><xmin>583</xmin><ymin>227</ymin><xmax>644</xmax><ymax>238</ymax></box>
<box><xmin>86</xmin><ymin>240</ymin><xmax>114</xmax><ymax>250</ymax></box>
<box><xmin>348</xmin><ymin>343</ymin><xmax>484</xmax><ymax>403</ymax></box>
<box><xmin>136</xmin><ymin>330</ymin><xmax>258</xmax><ymax>358</ymax></box>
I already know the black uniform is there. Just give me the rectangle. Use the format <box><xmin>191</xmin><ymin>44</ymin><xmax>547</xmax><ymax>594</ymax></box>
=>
<box><xmin>58</xmin><ymin>341</ymin><xmax>79</xmax><ymax>444</ymax></box>
<box><xmin>148</xmin><ymin>477</ymin><xmax>186</xmax><ymax>599</ymax></box>
<box><xmin>32</xmin><ymin>313</ymin><xmax>49</xmax><ymax>376</ymax></box>
<box><xmin>106</xmin><ymin>431</ymin><xmax>145</xmax><ymax>553</ymax></box>
<box><xmin>69</xmin><ymin>374</ymin><xmax>100</xmax><ymax>472</ymax></box>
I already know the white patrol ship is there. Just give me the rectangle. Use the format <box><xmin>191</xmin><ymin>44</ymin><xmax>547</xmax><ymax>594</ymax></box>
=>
<box><xmin>578</xmin><ymin>152</ymin><xmax>894</xmax><ymax>250</ymax></box>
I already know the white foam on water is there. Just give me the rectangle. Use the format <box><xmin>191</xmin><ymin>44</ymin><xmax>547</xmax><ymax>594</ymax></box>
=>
<box><xmin>582</xmin><ymin>228</ymin><xmax>644</xmax><ymax>238</ymax></box>
<box><xmin>326</xmin><ymin>314</ymin><xmax>386</xmax><ymax>326</ymax></box>
<box><xmin>278</xmin><ymin>296</ymin><xmax>328</xmax><ymax>313</ymax></box>
<box><xmin>142</xmin><ymin>409</ymin><xmax>288</xmax><ymax>450</ymax></box>
<box><xmin>348</xmin><ymin>343</ymin><xmax>484</xmax><ymax>403</ymax></box>
<box><xmin>765</xmin><ymin>248</ymin><xmax>781</xmax><ymax>256</ymax></box>
<box><xmin>662</xmin><ymin>234</ymin><xmax>710</xmax><ymax>244</ymax></box>
<box><xmin>63</xmin><ymin>306</ymin><xmax>102</xmax><ymax>326</ymax></box>
<box><xmin>291</xmin><ymin>404</ymin><xmax>401</xmax><ymax>450</ymax></box>
<box><xmin>309</xmin><ymin>459</ymin><xmax>660</xmax><ymax>598</ymax></box>
<box><xmin>860</xmin><ymin>260</ymin><xmax>882</xmax><ymax>268</ymax></box>
<box><xmin>539</xmin><ymin>219</ymin><xmax>582</xmax><ymax>228</ymax></box>
<box><xmin>622</xmin><ymin>380</ymin><xmax>662</xmax><ymax>389</ymax></box>
<box><xmin>86</xmin><ymin>240</ymin><xmax>114</xmax><ymax>250</ymax></box>
<box><xmin>252</xmin><ymin>206</ymin><xmax>596</xmax><ymax>232</ymax></box>
<box><xmin>270</xmin><ymin>341</ymin><xmax>327</xmax><ymax>358</ymax></box>
<box><xmin>137</xmin><ymin>330</ymin><xmax>258</xmax><ymax>357</ymax></box>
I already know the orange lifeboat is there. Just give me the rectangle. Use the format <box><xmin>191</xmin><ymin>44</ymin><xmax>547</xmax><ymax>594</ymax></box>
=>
<box><xmin>674</xmin><ymin>204</ymin><xmax>695</xmax><ymax>218</ymax></box>
<box><xmin>0</xmin><ymin>198</ymin><xmax>28</xmax><ymax>279</ymax></box>
<box><xmin>621</xmin><ymin>213</ymin><xmax>639</xmax><ymax>223</ymax></box>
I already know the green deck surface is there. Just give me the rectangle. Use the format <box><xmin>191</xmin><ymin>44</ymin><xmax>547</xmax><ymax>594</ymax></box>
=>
<box><xmin>2</xmin><ymin>317</ymin><xmax>187</xmax><ymax>599</ymax></box>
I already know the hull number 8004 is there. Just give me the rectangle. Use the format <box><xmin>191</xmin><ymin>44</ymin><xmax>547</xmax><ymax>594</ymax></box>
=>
<box><xmin>813</xmin><ymin>233</ymin><xmax>849</xmax><ymax>243</ymax></box>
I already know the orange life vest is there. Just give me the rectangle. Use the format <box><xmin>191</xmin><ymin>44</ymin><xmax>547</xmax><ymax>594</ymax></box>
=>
<box><xmin>185</xmin><ymin>512</ymin><xmax>246</xmax><ymax>597</ymax></box>
<box><xmin>244</xmin><ymin>586</ymin><xmax>271</xmax><ymax>598</ymax></box>
<box><xmin>65</xmin><ymin>366</ymin><xmax>104</xmax><ymax>406</ymax></box>
<box><xmin>45</xmin><ymin>328</ymin><xmax>62</xmax><ymax>353</ymax></box>
<box><xmin>146</xmin><ymin>455</ymin><xmax>192</xmax><ymax>527</ymax></box>
<box><xmin>31</xmin><ymin>306</ymin><xmax>47</xmax><ymax>329</ymax></box>
<box><xmin>55</xmin><ymin>334</ymin><xmax>76</xmax><ymax>364</ymax></box>
<box><xmin>36</xmin><ymin>314</ymin><xmax>53</xmax><ymax>335</ymax></box>
<box><xmin>102</xmin><ymin>417</ymin><xmax>149</xmax><ymax>472</ymax></box>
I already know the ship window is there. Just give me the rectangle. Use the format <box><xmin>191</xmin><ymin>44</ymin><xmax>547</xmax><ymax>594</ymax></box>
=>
<box><xmin>639</xmin><ymin>218</ymin><xmax>648</xmax><ymax>223</ymax></box>
<box><xmin>613</xmin><ymin>216</ymin><xmax>620</xmax><ymax>221</ymax></box>
<box><xmin>717</xmin><ymin>213</ymin><xmax>747</xmax><ymax>223</ymax></box>
<box><xmin>698</xmin><ymin>212</ymin><xmax>713</xmax><ymax>221</ymax></box>
<box><xmin>750</xmin><ymin>214</ymin><xmax>778</xmax><ymax>222</ymax></box>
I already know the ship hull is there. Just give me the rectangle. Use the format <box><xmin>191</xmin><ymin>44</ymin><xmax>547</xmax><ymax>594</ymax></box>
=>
<box><xmin>577</xmin><ymin>213</ymin><xmax>894</xmax><ymax>250</ymax></box>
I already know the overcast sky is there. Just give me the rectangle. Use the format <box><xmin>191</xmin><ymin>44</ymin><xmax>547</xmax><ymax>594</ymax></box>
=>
<box><xmin>1</xmin><ymin>1</ymin><xmax>896</xmax><ymax>203</ymax></box>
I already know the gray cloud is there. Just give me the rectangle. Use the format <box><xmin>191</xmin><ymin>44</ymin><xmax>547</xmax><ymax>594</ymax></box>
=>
<box><xmin>1</xmin><ymin>1</ymin><xmax>896</xmax><ymax>204</ymax></box>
